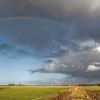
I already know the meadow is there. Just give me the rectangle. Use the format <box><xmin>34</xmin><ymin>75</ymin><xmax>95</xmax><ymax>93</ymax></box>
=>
<box><xmin>0</xmin><ymin>86</ymin><xmax>100</xmax><ymax>100</ymax></box>
<box><xmin>0</xmin><ymin>86</ymin><xmax>68</xmax><ymax>100</ymax></box>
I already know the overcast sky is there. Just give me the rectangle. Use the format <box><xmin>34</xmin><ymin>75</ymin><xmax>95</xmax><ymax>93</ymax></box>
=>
<box><xmin>0</xmin><ymin>0</ymin><xmax>100</xmax><ymax>84</ymax></box>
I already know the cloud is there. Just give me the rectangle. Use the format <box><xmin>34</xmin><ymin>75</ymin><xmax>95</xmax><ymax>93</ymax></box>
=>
<box><xmin>0</xmin><ymin>0</ymin><xmax>100</xmax><ymax>18</ymax></box>
<box><xmin>0</xmin><ymin>43</ymin><xmax>14</xmax><ymax>52</ymax></box>
<box><xmin>1</xmin><ymin>20</ymin><xmax>100</xmax><ymax>81</ymax></box>
<box><xmin>0</xmin><ymin>17</ymin><xmax>67</xmax><ymax>52</ymax></box>
<box><xmin>0</xmin><ymin>37</ymin><xmax>33</xmax><ymax>57</ymax></box>
<box><xmin>0</xmin><ymin>37</ymin><xmax>15</xmax><ymax>54</ymax></box>
<box><xmin>0</xmin><ymin>0</ymin><xmax>100</xmax><ymax>82</ymax></box>
<box><xmin>86</xmin><ymin>64</ymin><xmax>100</xmax><ymax>72</ymax></box>
<box><xmin>30</xmin><ymin>40</ymin><xmax>100</xmax><ymax>81</ymax></box>
<box><xmin>94</xmin><ymin>47</ymin><xmax>100</xmax><ymax>53</ymax></box>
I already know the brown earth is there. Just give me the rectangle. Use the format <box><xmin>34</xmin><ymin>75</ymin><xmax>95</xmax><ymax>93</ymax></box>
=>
<box><xmin>46</xmin><ymin>87</ymin><xmax>95</xmax><ymax>100</ymax></box>
<box><xmin>87</xmin><ymin>91</ymin><xmax>100</xmax><ymax>100</ymax></box>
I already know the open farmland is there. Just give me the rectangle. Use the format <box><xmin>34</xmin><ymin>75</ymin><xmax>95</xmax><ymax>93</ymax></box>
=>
<box><xmin>83</xmin><ymin>86</ymin><xmax>100</xmax><ymax>100</ymax></box>
<box><xmin>0</xmin><ymin>86</ymin><xmax>100</xmax><ymax>100</ymax></box>
<box><xmin>0</xmin><ymin>86</ymin><xmax>68</xmax><ymax>100</ymax></box>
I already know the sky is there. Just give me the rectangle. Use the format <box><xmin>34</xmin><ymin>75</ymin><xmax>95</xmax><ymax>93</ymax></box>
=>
<box><xmin>0</xmin><ymin>0</ymin><xmax>100</xmax><ymax>84</ymax></box>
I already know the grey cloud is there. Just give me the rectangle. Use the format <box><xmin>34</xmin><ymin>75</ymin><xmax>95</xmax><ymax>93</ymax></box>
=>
<box><xmin>0</xmin><ymin>41</ymin><xmax>15</xmax><ymax>56</ymax></box>
<box><xmin>0</xmin><ymin>43</ymin><xmax>13</xmax><ymax>51</ymax></box>
<box><xmin>17</xmin><ymin>49</ymin><xmax>30</xmax><ymax>56</ymax></box>
<box><xmin>30</xmin><ymin>40</ymin><xmax>100</xmax><ymax>81</ymax></box>
<box><xmin>32</xmin><ymin>0</ymin><xmax>100</xmax><ymax>18</ymax></box>
<box><xmin>0</xmin><ymin>18</ymin><xmax>67</xmax><ymax>52</ymax></box>
<box><xmin>0</xmin><ymin>18</ymin><xmax>100</xmax><ymax>82</ymax></box>
<box><xmin>44</xmin><ymin>59</ymin><xmax>53</xmax><ymax>63</ymax></box>
<box><xmin>0</xmin><ymin>40</ymin><xmax>32</xmax><ymax>57</ymax></box>
<box><xmin>0</xmin><ymin>0</ymin><xmax>100</xmax><ymax>82</ymax></box>
<box><xmin>0</xmin><ymin>0</ymin><xmax>100</xmax><ymax>18</ymax></box>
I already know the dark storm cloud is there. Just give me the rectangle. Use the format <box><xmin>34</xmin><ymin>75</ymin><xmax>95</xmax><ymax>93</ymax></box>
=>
<box><xmin>0</xmin><ymin>0</ymin><xmax>100</xmax><ymax>18</ymax></box>
<box><xmin>0</xmin><ymin>36</ymin><xmax>14</xmax><ymax>54</ymax></box>
<box><xmin>0</xmin><ymin>17</ymin><xmax>67</xmax><ymax>51</ymax></box>
<box><xmin>17</xmin><ymin>49</ymin><xmax>30</xmax><ymax>56</ymax></box>
<box><xmin>0</xmin><ymin>0</ymin><xmax>100</xmax><ymax>82</ymax></box>
<box><xmin>30</xmin><ymin>40</ymin><xmax>100</xmax><ymax>81</ymax></box>
<box><xmin>45</xmin><ymin>59</ymin><xmax>53</xmax><ymax>63</ymax></box>
<box><xmin>1</xmin><ymin>21</ymin><xmax>100</xmax><ymax>82</ymax></box>
<box><xmin>0</xmin><ymin>43</ymin><xmax>14</xmax><ymax>56</ymax></box>
<box><xmin>0</xmin><ymin>37</ymin><xmax>32</xmax><ymax>57</ymax></box>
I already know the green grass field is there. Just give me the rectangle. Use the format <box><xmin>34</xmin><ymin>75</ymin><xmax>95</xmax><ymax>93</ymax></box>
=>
<box><xmin>0</xmin><ymin>86</ymin><xmax>69</xmax><ymax>100</ymax></box>
<box><xmin>0</xmin><ymin>86</ymin><xmax>100</xmax><ymax>100</ymax></box>
<box><xmin>82</xmin><ymin>86</ymin><xmax>100</xmax><ymax>91</ymax></box>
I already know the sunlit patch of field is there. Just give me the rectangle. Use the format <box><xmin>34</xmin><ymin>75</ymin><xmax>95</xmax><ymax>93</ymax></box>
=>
<box><xmin>47</xmin><ymin>86</ymin><xmax>100</xmax><ymax>100</ymax></box>
<box><xmin>47</xmin><ymin>86</ymin><xmax>91</xmax><ymax>100</ymax></box>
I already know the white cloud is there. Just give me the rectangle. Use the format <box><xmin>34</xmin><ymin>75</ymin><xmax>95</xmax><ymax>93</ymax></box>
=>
<box><xmin>86</xmin><ymin>64</ymin><xmax>100</xmax><ymax>72</ymax></box>
<box><xmin>89</xmin><ymin>0</ymin><xmax>100</xmax><ymax>13</ymax></box>
<box><xmin>94</xmin><ymin>47</ymin><xmax>100</xmax><ymax>53</ymax></box>
<box><xmin>92</xmin><ymin>62</ymin><xmax>100</xmax><ymax>65</ymax></box>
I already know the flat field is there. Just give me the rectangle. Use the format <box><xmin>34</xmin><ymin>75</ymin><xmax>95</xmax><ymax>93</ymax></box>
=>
<box><xmin>0</xmin><ymin>86</ymin><xmax>68</xmax><ymax>100</ymax></box>
<box><xmin>0</xmin><ymin>86</ymin><xmax>100</xmax><ymax>100</ymax></box>
<box><xmin>83</xmin><ymin>86</ymin><xmax>100</xmax><ymax>100</ymax></box>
